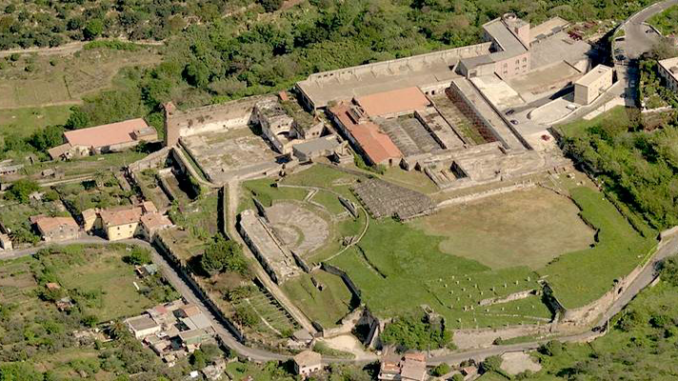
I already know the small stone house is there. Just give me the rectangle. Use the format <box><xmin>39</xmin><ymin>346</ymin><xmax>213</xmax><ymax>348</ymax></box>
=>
<box><xmin>293</xmin><ymin>350</ymin><xmax>322</xmax><ymax>378</ymax></box>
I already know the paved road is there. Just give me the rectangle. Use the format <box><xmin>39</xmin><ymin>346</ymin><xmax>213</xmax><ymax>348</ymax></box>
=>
<box><xmin>621</xmin><ymin>0</ymin><xmax>678</xmax><ymax>59</ymax></box>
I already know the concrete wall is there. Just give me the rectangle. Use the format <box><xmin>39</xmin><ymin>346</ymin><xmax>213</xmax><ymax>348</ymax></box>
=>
<box><xmin>658</xmin><ymin>64</ymin><xmax>678</xmax><ymax>92</ymax></box>
<box><xmin>297</xmin><ymin>43</ymin><xmax>492</xmax><ymax>109</ymax></box>
<box><xmin>305</xmin><ymin>43</ymin><xmax>492</xmax><ymax>84</ymax></box>
<box><xmin>164</xmin><ymin>96</ymin><xmax>272</xmax><ymax>146</ymax></box>
<box><xmin>574</xmin><ymin>67</ymin><xmax>614</xmax><ymax>105</ymax></box>
<box><xmin>494</xmin><ymin>52</ymin><xmax>531</xmax><ymax>79</ymax></box>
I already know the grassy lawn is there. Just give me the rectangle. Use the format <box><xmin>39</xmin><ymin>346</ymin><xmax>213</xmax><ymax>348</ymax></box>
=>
<box><xmin>0</xmin><ymin>105</ymin><xmax>72</xmax><ymax>139</ymax></box>
<box><xmin>329</xmin><ymin>219</ymin><xmax>545</xmax><ymax>328</ymax></box>
<box><xmin>557</xmin><ymin>106</ymin><xmax>628</xmax><ymax>137</ymax></box>
<box><xmin>648</xmin><ymin>4</ymin><xmax>678</xmax><ymax>35</ymax></box>
<box><xmin>306</xmin><ymin>209</ymin><xmax>366</xmax><ymax>264</ymax></box>
<box><xmin>54</xmin><ymin>246</ymin><xmax>156</xmax><ymax>321</ymax></box>
<box><xmin>477</xmin><ymin>372</ymin><xmax>510</xmax><ymax>381</ymax></box>
<box><xmin>239</xmin><ymin>178</ymin><xmax>308</xmax><ymax>213</ymax></box>
<box><xmin>282</xmin><ymin>270</ymin><xmax>354</xmax><ymax>327</ymax></box>
<box><xmin>380</xmin><ymin>167</ymin><xmax>439</xmax><ymax>195</ymax></box>
<box><xmin>413</xmin><ymin>187</ymin><xmax>595</xmax><ymax>270</ymax></box>
<box><xmin>537</xmin><ymin>187</ymin><xmax>657</xmax><ymax>309</ymax></box>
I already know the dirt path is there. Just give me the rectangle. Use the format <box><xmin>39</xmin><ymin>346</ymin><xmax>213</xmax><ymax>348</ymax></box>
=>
<box><xmin>0</xmin><ymin>39</ymin><xmax>164</xmax><ymax>58</ymax></box>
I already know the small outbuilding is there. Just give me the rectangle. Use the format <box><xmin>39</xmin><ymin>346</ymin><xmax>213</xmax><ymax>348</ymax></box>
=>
<box><xmin>293</xmin><ymin>350</ymin><xmax>322</xmax><ymax>378</ymax></box>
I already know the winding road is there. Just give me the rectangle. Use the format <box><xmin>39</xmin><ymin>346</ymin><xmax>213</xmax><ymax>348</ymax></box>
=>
<box><xmin>3</xmin><ymin>0</ymin><xmax>678</xmax><ymax>367</ymax></box>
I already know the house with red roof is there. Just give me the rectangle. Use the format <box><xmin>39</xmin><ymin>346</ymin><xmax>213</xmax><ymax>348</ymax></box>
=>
<box><xmin>328</xmin><ymin>103</ymin><xmax>402</xmax><ymax>167</ymax></box>
<box><xmin>48</xmin><ymin>118</ymin><xmax>157</xmax><ymax>160</ymax></box>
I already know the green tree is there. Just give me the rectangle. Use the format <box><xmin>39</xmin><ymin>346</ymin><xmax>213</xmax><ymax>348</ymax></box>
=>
<box><xmin>233</xmin><ymin>305</ymin><xmax>258</xmax><ymax>327</ymax></box>
<box><xmin>0</xmin><ymin>363</ymin><xmax>43</xmax><ymax>381</ymax></box>
<box><xmin>7</xmin><ymin>179</ymin><xmax>40</xmax><ymax>203</ymax></box>
<box><xmin>190</xmin><ymin>349</ymin><xmax>207</xmax><ymax>369</ymax></box>
<box><xmin>83</xmin><ymin>19</ymin><xmax>104</xmax><ymax>40</ymax></box>
<box><xmin>432</xmin><ymin>363</ymin><xmax>450</xmax><ymax>376</ymax></box>
<box><xmin>380</xmin><ymin>313</ymin><xmax>451</xmax><ymax>350</ymax></box>
<box><xmin>65</xmin><ymin>107</ymin><xmax>90</xmax><ymax>129</ymax></box>
<box><xmin>258</xmin><ymin>0</ymin><xmax>284</xmax><ymax>13</ymax></box>
<box><xmin>479</xmin><ymin>355</ymin><xmax>502</xmax><ymax>374</ymax></box>
<box><xmin>123</xmin><ymin>247</ymin><xmax>151</xmax><ymax>266</ymax></box>
<box><xmin>200</xmin><ymin>235</ymin><xmax>248</xmax><ymax>276</ymax></box>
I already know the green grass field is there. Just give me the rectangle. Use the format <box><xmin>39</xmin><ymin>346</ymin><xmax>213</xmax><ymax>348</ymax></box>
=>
<box><xmin>0</xmin><ymin>47</ymin><xmax>161</xmax><ymax>109</ymax></box>
<box><xmin>238</xmin><ymin>165</ymin><xmax>654</xmax><ymax>327</ymax></box>
<box><xmin>537</xmin><ymin>187</ymin><xmax>656</xmax><ymax>309</ymax></box>
<box><xmin>413</xmin><ymin>187</ymin><xmax>595</xmax><ymax>270</ymax></box>
<box><xmin>557</xmin><ymin>106</ymin><xmax>628</xmax><ymax>137</ymax></box>
<box><xmin>0</xmin><ymin>105</ymin><xmax>72</xmax><ymax>139</ymax></box>
<box><xmin>282</xmin><ymin>270</ymin><xmax>354</xmax><ymax>327</ymax></box>
<box><xmin>54</xmin><ymin>246</ymin><xmax>156</xmax><ymax>321</ymax></box>
<box><xmin>329</xmin><ymin>219</ymin><xmax>544</xmax><ymax>328</ymax></box>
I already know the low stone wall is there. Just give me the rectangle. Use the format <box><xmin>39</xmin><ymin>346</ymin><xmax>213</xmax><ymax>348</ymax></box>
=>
<box><xmin>128</xmin><ymin>147</ymin><xmax>170</xmax><ymax>172</ymax></box>
<box><xmin>479</xmin><ymin>290</ymin><xmax>537</xmax><ymax>307</ymax></box>
<box><xmin>321</xmin><ymin>263</ymin><xmax>362</xmax><ymax>302</ymax></box>
<box><xmin>437</xmin><ymin>181</ymin><xmax>535</xmax><ymax>208</ymax></box>
<box><xmin>453</xmin><ymin>323</ymin><xmax>557</xmax><ymax>350</ymax></box>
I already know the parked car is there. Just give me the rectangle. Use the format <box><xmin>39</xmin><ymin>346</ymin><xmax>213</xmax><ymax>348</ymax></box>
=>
<box><xmin>510</xmin><ymin>120</ymin><xmax>519</xmax><ymax>125</ymax></box>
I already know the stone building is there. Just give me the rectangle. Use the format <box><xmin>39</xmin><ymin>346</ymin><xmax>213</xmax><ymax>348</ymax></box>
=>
<box><xmin>293</xmin><ymin>350</ymin><xmax>322</xmax><ymax>378</ymax></box>
<box><xmin>574</xmin><ymin>64</ymin><xmax>614</xmax><ymax>105</ymax></box>
<box><xmin>659</xmin><ymin>57</ymin><xmax>678</xmax><ymax>93</ymax></box>
<box><xmin>31</xmin><ymin>216</ymin><xmax>80</xmax><ymax>242</ymax></box>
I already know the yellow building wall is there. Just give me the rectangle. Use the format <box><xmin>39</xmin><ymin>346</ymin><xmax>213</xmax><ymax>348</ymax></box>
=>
<box><xmin>106</xmin><ymin>222</ymin><xmax>139</xmax><ymax>241</ymax></box>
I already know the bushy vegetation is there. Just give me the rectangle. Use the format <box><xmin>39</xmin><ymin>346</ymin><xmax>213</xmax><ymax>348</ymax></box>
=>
<box><xmin>6</xmin><ymin>179</ymin><xmax>40</xmax><ymax>203</ymax></box>
<box><xmin>648</xmin><ymin>4</ymin><xmax>678</xmax><ymax>35</ymax></box>
<box><xmin>0</xmin><ymin>0</ymin><xmax>660</xmax><ymax>52</ymax></box>
<box><xmin>0</xmin><ymin>248</ymin><xmax>188</xmax><ymax>380</ymax></box>
<box><xmin>380</xmin><ymin>312</ymin><xmax>451</xmax><ymax>351</ymax></box>
<box><xmin>520</xmin><ymin>265</ymin><xmax>678</xmax><ymax>380</ymax></box>
<box><xmin>200</xmin><ymin>234</ymin><xmax>248</xmax><ymax>276</ymax></box>
<box><xmin>563</xmin><ymin>107</ymin><xmax>678</xmax><ymax>230</ymax></box>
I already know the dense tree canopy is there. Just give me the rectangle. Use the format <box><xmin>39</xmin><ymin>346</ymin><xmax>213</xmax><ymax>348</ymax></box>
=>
<box><xmin>200</xmin><ymin>234</ymin><xmax>248</xmax><ymax>276</ymax></box>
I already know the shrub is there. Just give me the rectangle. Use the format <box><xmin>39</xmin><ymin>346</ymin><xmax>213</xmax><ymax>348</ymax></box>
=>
<box><xmin>432</xmin><ymin>363</ymin><xmax>450</xmax><ymax>377</ymax></box>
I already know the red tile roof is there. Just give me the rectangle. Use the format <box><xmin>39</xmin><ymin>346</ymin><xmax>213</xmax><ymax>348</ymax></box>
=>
<box><xmin>99</xmin><ymin>206</ymin><xmax>143</xmax><ymax>227</ymax></box>
<box><xmin>355</xmin><ymin>87</ymin><xmax>431</xmax><ymax>117</ymax></box>
<box><xmin>34</xmin><ymin>216</ymin><xmax>79</xmax><ymax>234</ymax></box>
<box><xmin>330</xmin><ymin>104</ymin><xmax>402</xmax><ymax>165</ymax></box>
<box><xmin>140</xmin><ymin>213</ymin><xmax>172</xmax><ymax>230</ymax></box>
<box><xmin>64</xmin><ymin>118</ymin><xmax>149</xmax><ymax>149</ymax></box>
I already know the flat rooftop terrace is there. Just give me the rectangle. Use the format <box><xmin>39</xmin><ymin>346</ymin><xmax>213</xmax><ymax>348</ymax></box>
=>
<box><xmin>296</xmin><ymin>43</ymin><xmax>492</xmax><ymax>109</ymax></box>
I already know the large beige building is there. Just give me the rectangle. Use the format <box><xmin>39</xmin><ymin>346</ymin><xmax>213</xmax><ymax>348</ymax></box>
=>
<box><xmin>48</xmin><ymin>118</ymin><xmax>157</xmax><ymax>160</ymax></box>
<box><xmin>658</xmin><ymin>56</ymin><xmax>678</xmax><ymax>93</ymax></box>
<box><xmin>573</xmin><ymin>64</ymin><xmax>615</xmax><ymax>105</ymax></box>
